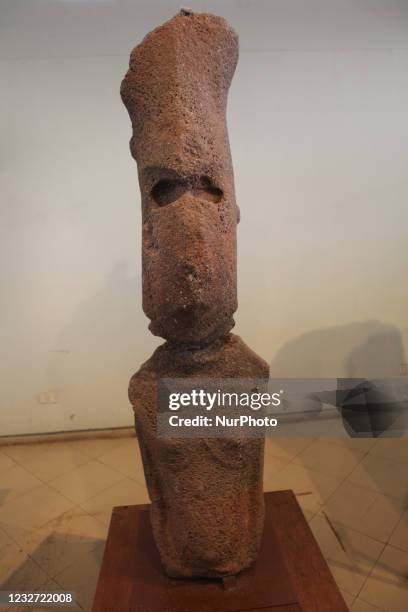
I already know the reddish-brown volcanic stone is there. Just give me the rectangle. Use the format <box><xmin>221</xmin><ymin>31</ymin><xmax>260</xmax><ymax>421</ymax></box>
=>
<box><xmin>121</xmin><ymin>11</ymin><xmax>239</xmax><ymax>344</ymax></box>
<box><xmin>122</xmin><ymin>10</ymin><xmax>270</xmax><ymax>578</ymax></box>
<box><xmin>129</xmin><ymin>334</ymin><xmax>269</xmax><ymax>577</ymax></box>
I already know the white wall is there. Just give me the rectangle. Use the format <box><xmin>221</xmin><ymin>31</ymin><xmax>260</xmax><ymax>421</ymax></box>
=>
<box><xmin>1</xmin><ymin>0</ymin><xmax>407</xmax><ymax>435</ymax></box>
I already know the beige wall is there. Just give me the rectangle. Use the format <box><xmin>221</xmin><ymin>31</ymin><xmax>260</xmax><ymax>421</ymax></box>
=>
<box><xmin>1</xmin><ymin>0</ymin><xmax>407</xmax><ymax>435</ymax></box>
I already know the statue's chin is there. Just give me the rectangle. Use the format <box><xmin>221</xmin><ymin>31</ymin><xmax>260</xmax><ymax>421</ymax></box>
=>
<box><xmin>148</xmin><ymin>309</ymin><xmax>235</xmax><ymax>346</ymax></box>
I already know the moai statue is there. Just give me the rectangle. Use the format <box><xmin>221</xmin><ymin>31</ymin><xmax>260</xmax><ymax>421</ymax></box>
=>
<box><xmin>121</xmin><ymin>11</ymin><xmax>269</xmax><ymax>578</ymax></box>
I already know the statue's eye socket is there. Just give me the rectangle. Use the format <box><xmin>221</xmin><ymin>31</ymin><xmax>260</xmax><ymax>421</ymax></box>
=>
<box><xmin>192</xmin><ymin>176</ymin><xmax>223</xmax><ymax>203</ymax></box>
<box><xmin>193</xmin><ymin>185</ymin><xmax>223</xmax><ymax>203</ymax></box>
<box><xmin>151</xmin><ymin>179</ymin><xmax>187</xmax><ymax>206</ymax></box>
<box><xmin>150</xmin><ymin>176</ymin><xmax>223</xmax><ymax>206</ymax></box>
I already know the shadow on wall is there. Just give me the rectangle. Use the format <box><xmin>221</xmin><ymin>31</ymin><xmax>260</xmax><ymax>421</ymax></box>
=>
<box><xmin>271</xmin><ymin>321</ymin><xmax>408</xmax><ymax>531</ymax></box>
<box><xmin>268</xmin><ymin>320</ymin><xmax>407</xmax><ymax>438</ymax></box>
<box><xmin>266</xmin><ymin>321</ymin><xmax>408</xmax><ymax>575</ymax></box>
<box><xmin>47</xmin><ymin>261</ymin><xmax>160</xmax><ymax>430</ymax></box>
<box><xmin>270</xmin><ymin>320</ymin><xmax>406</xmax><ymax>379</ymax></box>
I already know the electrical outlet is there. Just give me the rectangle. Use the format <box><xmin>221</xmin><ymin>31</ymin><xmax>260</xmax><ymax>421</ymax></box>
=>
<box><xmin>37</xmin><ymin>391</ymin><xmax>58</xmax><ymax>404</ymax></box>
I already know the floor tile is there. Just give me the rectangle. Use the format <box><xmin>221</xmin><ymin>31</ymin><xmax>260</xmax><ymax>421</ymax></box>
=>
<box><xmin>0</xmin><ymin>450</ymin><xmax>16</xmax><ymax>474</ymax></box>
<box><xmin>263</xmin><ymin>454</ymin><xmax>289</xmax><ymax>487</ymax></box>
<box><xmin>0</xmin><ymin>541</ymin><xmax>55</xmax><ymax>593</ymax></box>
<box><xmin>55</xmin><ymin>547</ymin><xmax>103</xmax><ymax>611</ymax></box>
<box><xmin>66</xmin><ymin>435</ymin><xmax>130</xmax><ymax>459</ymax></box>
<box><xmin>0</xmin><ymin>539</ymin><xmax>83</xmax><ymax>612</ymax></box>
<box><xmin>0</xmin><ymin>484</ymin><xmax>74</xmax><ymax>546</ymax></box>
<box><xmin>80</xmin><ymin>477</ymin><xmax>149</xmax><ymax>526</ymax></box>
<box><xmin>322</xmin><ymin>480</ymin><xmax>405</xmax><ymax>543</ymax></box>
<box><xmin>351</xmin><ymin>598</ymin><xmax>382</xmax><ymax>611</ymax></box>
<box><xmin>293</xmin><ymin>439</ymin><xmax>365</xmax><ymax>480</ymax></box>
<box><xmin>1</xmin><ymin>433</ymin><xmax>406</xmax><ymax>611</ymax></box>
<box><xmin>389</xmin><ymin>508</ymin><xmax>408</xmax><ymax>552</ymax></box>
<box><xmin>2</xmin><ymin>442</ymin><xmax>96</xmax><ymax>492</ymax></box>
<box><xmin>97</xmin><ymin>438</ymin><xmax>144</xmax><ymax>482</ymax></box>
<box><xmin>329</xmin><ymin>437</ymin><xmax>377</xmax><ymax>453</ymax></box>
<box><xmin>359</xmin><ymin>544</ymin><xmax>408</xmax><ymax>611</ymax></box>
<box><xmin>309</xmin><ymin>514</ymin><xmax>384</xmax><ymax>596</ymax></box>
<box><xmin>2</xmin><ymin>443</ymin><xmax>64</xmax><ymax>465</ymax></box>
<box><xmin>18</xmin><ymin>445</ymin><xmax>91</xmax><ymax>483</ymax></box>
<box><xmin>264</xmin><ymin>437</ymin><xmax>315</xmax><ymax>462</ymax></box>
<box><xmin>0</xmin><ymin>537</ymin><xmax>25</xmax><ymax>585</ymax></box>
<box><xmin>347</xmin><ymin>454</ymin><xmax>408</xmax><ymax>501</ymax></box>
<box><xmin>300</xmin><ymin>507</ymin><xmax>316</xmax><ymax>523</ymax></box>
<box><xmin>340</xmin><ymin>588</ymin><xmax>355</xmax><ymax>609</ymax></box>
<box><xmin>0</xmin><ymin>526</ymin><xmax>13</xmax><ymax>554</ymax></box>
<box><xmin>0</xmin><ymin>465</ymin><xmax>43</xmax><ymax>505</ymax></box>
<box><xmin>49</xmin><ymin>460</ymin><xmax>124</xmax><ymax>504</ymax></box>
<box><xmin>264</xmin><ymin>462</ymin><xmax>341</xmax><ymax>513</ymax></box>
<box><xmin>20</xmin><ymin>507</ymin><xmax>107</xmax><ymax>578</ymax></box>
<box><xmin>369</xmin><ymin>438</ymin><xmax>408</xmax><ymax>463</ymax></box>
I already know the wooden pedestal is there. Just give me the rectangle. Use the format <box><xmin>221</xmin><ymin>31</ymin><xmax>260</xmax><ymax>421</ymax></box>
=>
<box><xmin>92</xmin><ymin>490</ymin><xmax>347</xmax><ymax>611</ymax></box>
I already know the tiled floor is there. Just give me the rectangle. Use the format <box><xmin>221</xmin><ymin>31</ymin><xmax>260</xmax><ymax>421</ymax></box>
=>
<box><xmin>0</xmin><ymin>435</ymin><xmax>407</xmax><ymax>611</ymax></box>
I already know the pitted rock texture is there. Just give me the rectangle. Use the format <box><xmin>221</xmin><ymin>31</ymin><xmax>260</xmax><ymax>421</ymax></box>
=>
<box><xmin>122</xmin><ymin>10</ymin><xmax>269</xmax><ymax>578</ymax></box>
<box><xmin>129</xmin><ymin>334</ymin><xmax>269</xmax><ymax>577</ymax></box>
<box><xmin>121</xmin><ymin>11</ymin><xmax>239</xmax><ymax>344</ymax></box>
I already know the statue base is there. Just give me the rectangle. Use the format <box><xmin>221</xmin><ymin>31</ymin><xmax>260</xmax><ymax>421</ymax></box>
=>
<box><xmin>92</xmin><ymin>491</ymin><xmax>347</xmax><ymax>611</ymax></box>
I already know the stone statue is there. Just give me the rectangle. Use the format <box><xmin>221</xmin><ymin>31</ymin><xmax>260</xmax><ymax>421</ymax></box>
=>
<box><xmin>121</xmin><ymin>10</ymin><xmax>269</xmax><ymax>578</ymax></box>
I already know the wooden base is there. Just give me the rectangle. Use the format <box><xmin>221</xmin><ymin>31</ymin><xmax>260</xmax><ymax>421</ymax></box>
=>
<box><xmin>93</xmin><ymin>491</ymin><xmax>347</xmax><ymax>611</ymax></box>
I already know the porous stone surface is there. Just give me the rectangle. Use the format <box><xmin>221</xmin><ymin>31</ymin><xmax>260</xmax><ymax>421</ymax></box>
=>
<box><xmin>121</xmin><ymin>10</ymin><xmax>269</xmax><ymax>578</ymax></box>
<box><xmin>121</xmin><ymin>11</ymin><xmax>239</xmax><ymax>344</ymax></box>
<box><xmin>129</xmin><ymin>334</ymin><xmax>269</xmax><ymax>577</ymax></box>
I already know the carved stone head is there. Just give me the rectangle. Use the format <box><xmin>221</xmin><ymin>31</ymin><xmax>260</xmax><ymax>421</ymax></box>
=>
<box><xmin>121</xmin><ymin>12</ymin><xmax>240</xmax><ymax>345</ymax></box>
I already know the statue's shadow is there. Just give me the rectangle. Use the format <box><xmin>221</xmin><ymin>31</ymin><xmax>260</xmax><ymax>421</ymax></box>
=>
<box><xmin>266</xmin><ymin>320</ymin><xmax>408</xmax><ymax>587</ymax></box>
